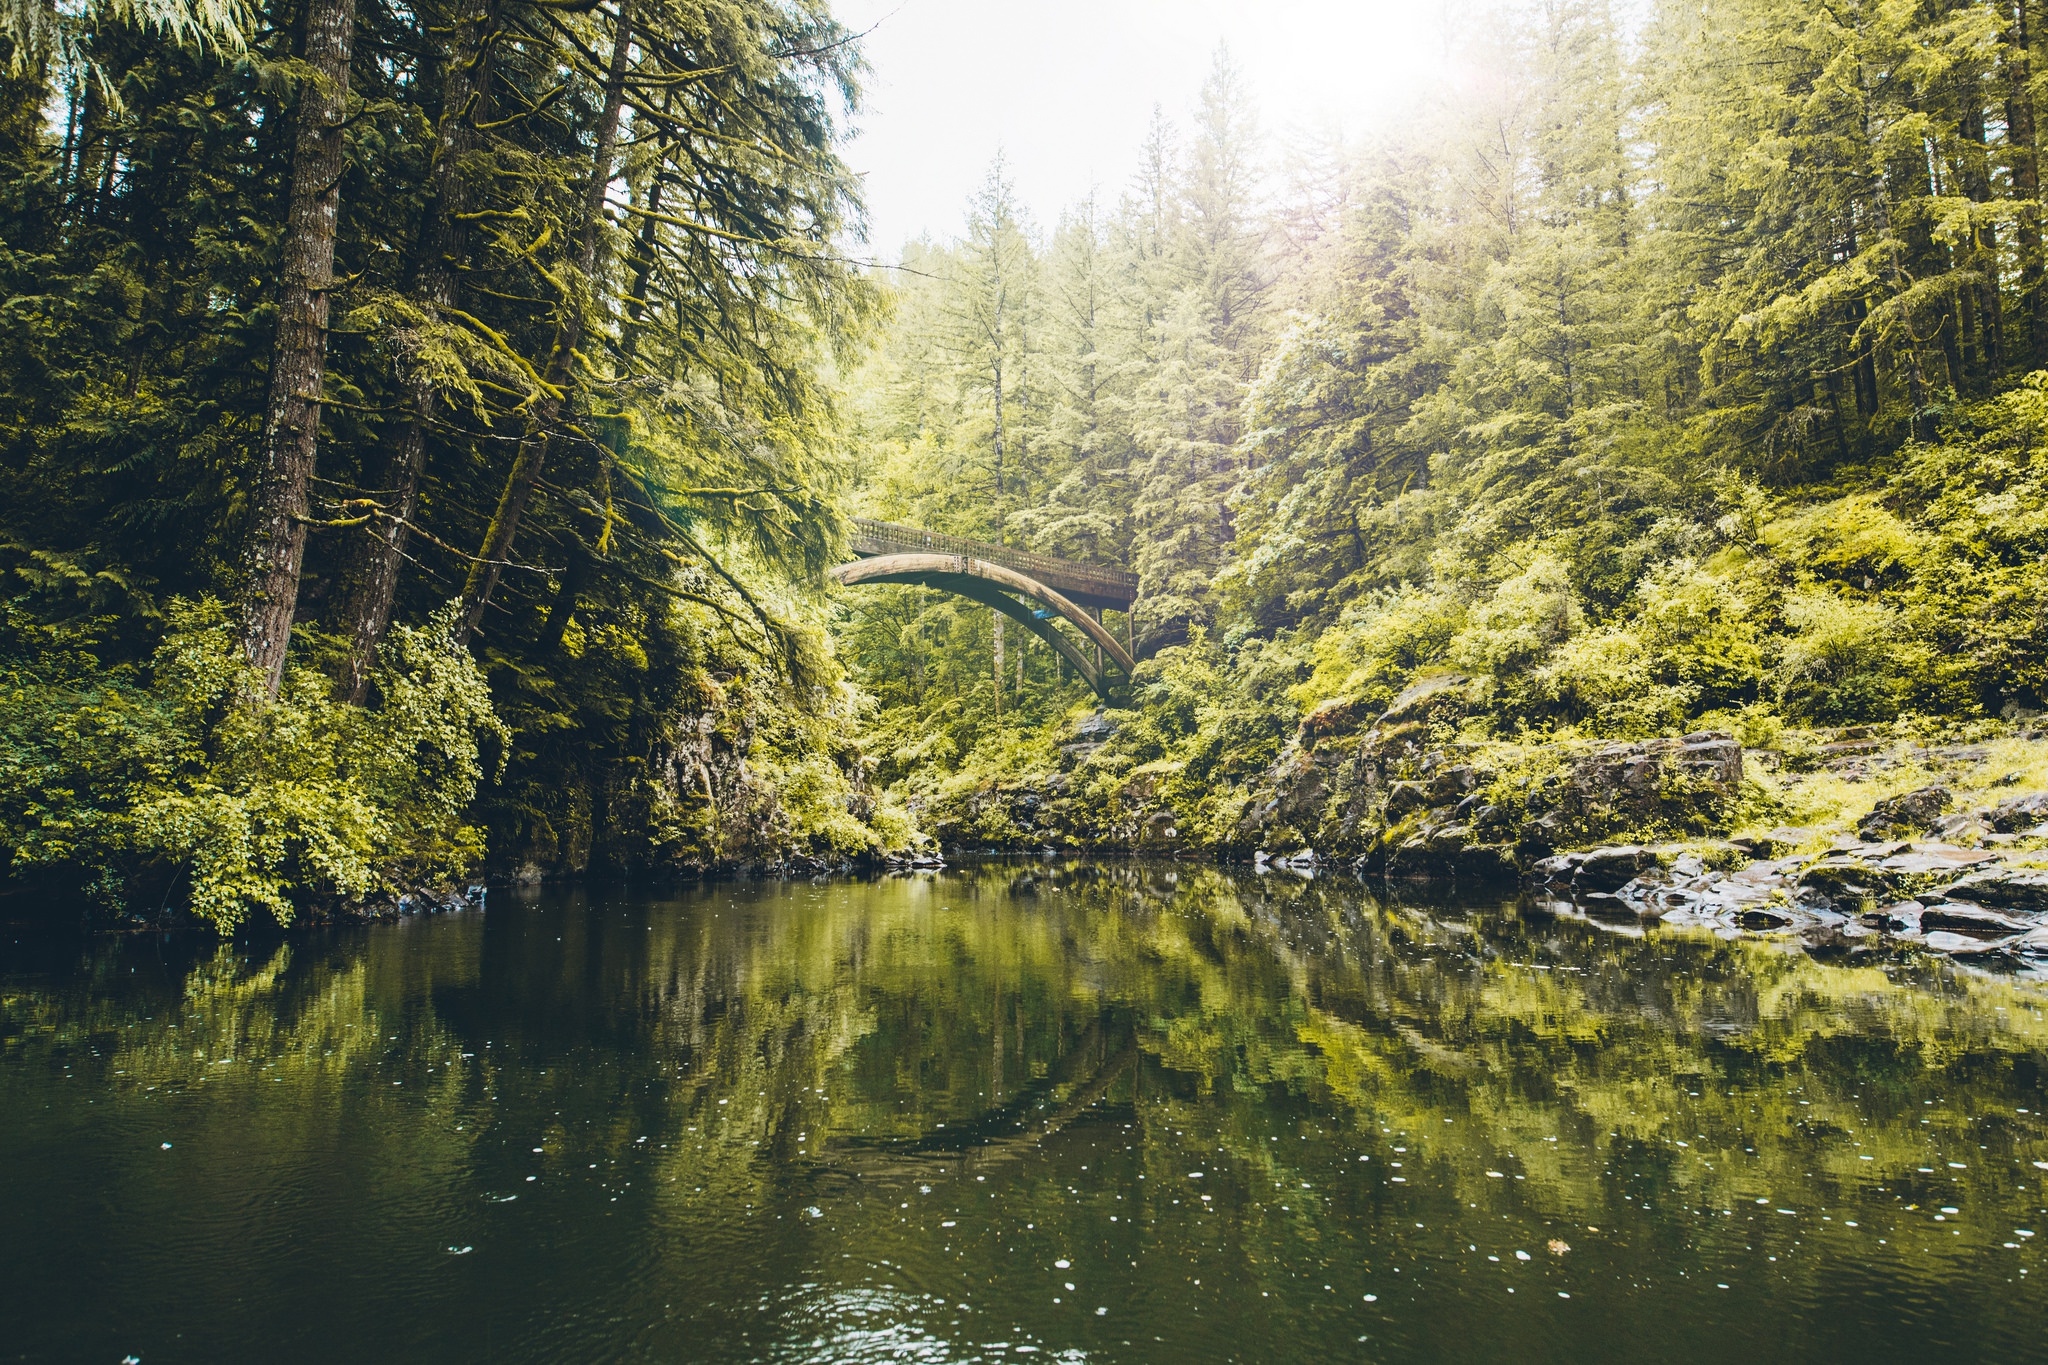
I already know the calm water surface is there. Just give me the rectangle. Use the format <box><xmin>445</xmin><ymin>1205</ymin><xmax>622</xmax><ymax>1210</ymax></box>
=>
<box><xmin>6</xmin><ymin>863</ymin><xmax>2048</xmax><ymax>1363</ymax></box>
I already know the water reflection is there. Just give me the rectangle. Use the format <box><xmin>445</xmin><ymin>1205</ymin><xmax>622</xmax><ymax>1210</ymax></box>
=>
<box><xmin>5</xmin><ymin>864</ymin><xmax>2048</xmax><ymax>1363</ymax></box>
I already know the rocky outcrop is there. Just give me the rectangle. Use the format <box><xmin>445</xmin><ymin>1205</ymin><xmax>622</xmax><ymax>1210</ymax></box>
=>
<box><xmin>911</xmin><ymin>696</ymin><xmax>2048</xmax><ymax>922</ymax></box>
<box><xmin>923</xmin><ymin>712</ymin><xmax>1194</xmax><ymax>857</ymax></box>
<box><xmin>1233</xmin><ymin>672</ymin><xmax>1746</xmax><ymax>882</ymax></box>
<box><xmin>1857</xmin><ymin>785</ymin><xmax>1951</xmax><ymax>840</ymax></box>
<box><xmin>1528</xmin><ymin>817</ymin><xmax>2048</xmax><ymax>965</ymax></box>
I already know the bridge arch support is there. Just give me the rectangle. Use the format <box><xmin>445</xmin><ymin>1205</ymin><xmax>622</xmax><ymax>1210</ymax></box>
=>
<box><xmin>831</xmin><ymin>552</ymin><xmax>1137</xmax><ymax>699</ymax></box>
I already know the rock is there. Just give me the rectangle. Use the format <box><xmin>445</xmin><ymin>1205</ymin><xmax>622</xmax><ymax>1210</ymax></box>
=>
<box><xmin>1518</xmin><ymin>811</ymin><xmax>1566</xmax><ymax>855</ymax></box>
<box><xmin>1748</xmin><ymin>827</ymin><xmax>1815</xmax><ymax>857</ymax></box>
<box><xmin>1072</xmin><ymin>711</ymin><xmax>1118</xmax><ymax>743</ymax></box>
<box><xmin>1857</xmin><ymin>786</ymin><xmax>1952</xmax><ymax>840</ymax></box>
<box><xmin>1872</xmin><ymin>847</ymin><xmax>2000</xmax><ymax>894</ymax></box>
<box><xmin>1575</xmin><ymin>845</ymin><xmax>1659</xmax><ymax>893</ymax></box>
<box><xmin>1378</xmin><ymin>673</ymin><xmax>1470</xmax><ymax>726</ymax></box>
<box><xmin>1989</xmin><ymin>792</ymin><xmax>2048</xmax><ymax>834</ymax></box>
<box><xmin>1530</xmin><ymin>853</ymin><xmax>1582</xmax><ymax>885</ymax></box>
<box><xmin>1302</xmin><ymin>696</ymin><xmax>1363</xmax><ymax>737</ymax></box>
<box><xmin>1939</xmin><ymin>866</ymin><xmax>2048</xmax><ymax>914</ymax></box>
<box><xmin>1385</xmin><ymin>836</ymin><xmax>1439</xmax><ymax>879</ymax></box>
<box><xmin>1865</xmin><ymin>901</ymin><xmax>1925</xmax><ymax>932</ymax></box>
<box><xmin>1423</xmin><ymin>764</ymin><xmax>1487</xmax><ymax>805</ymax></box>
<box><xmin>1931</xmin><ymin>810</ymin><xmax>1993</xmax><ymax>844</ymax></box>
<box><xmin>1384</xmin><ymin>781</ymin><xmax>1431</xmax><ymax>818</ymax></box>
<box><xmin>1919</xmin><ymin>904</ymin><xmax>2034</xmax><ymax>937</ymax></box>
<box><xmin>1922</xmin><ymin>930</ymin><xmax>2018</xmax><ymax>955</ymax></box>
<box><xmin>1796</xmin><ymin>858</ymin><xmax>1885</xmax><ymax>905</ymax></box>
<box><xmin>1614</xmin><ymin>875</ymin><xmax>1683</xmax><ymax>917</ymax></box>
<box><xmin>1453</xmin><ymin>843</ymin><xmax>1518</xmax><ymax>881</ymax></box>
<box><xmin>1426</xmin><ymin>823</ymin><xmax>1473</xmax><ymax>852</ymax></box>
<box><xmin>1675</xmin><ymin>733</ymin><xmax>1744</xmax><ymax>786</ymax></box>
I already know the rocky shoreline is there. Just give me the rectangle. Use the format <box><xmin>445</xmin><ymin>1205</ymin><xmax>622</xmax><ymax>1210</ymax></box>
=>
<box><xmin>1524</xmin><ymin>787</ymin><xmax>2048</xmax><ymax>962</ymax></box>
<box><xmin>917</xmin><ymin>673</ymin><xmax>2048</xmax><ymax>964</ymax></box>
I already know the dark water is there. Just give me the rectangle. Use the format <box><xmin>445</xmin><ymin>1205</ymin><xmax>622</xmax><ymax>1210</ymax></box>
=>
<box><xmin>6</xmin><ymin>865</ymin><xmax>2048</xmax><ymax>1363</ymax></box>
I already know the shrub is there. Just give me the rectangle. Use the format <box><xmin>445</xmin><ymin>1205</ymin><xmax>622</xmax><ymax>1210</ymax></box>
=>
<box><xmin>1</xmin><ymin>598</ymin><xmax>507</xmax><ymax>929</ymax></box>
<box><xmin>1293</xmin><ymin>584</ymin><xmax>1466</xmax><ymax>714</ymax></box>
<box><xmin>1775</xmin><ymin>588</ymin><xmax>1913</xmax><ymax>723</ymax></box>
<box><xmin>1451</xmin><ymin>553</ymin><xmax>1583</xmax><ymax>707</ymax></box>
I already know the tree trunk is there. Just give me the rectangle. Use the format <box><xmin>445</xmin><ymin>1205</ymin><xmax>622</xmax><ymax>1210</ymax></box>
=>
<box><xmin>241</xmin><ymin>0</ymin><xmax>358</xmax><ymax>697</ymax></box>
<box><xmin>1944</xmin><ymin>290</ymin><xmax>1970</xmax><ymax>395</ymax></box>
<box><xmin>67</xmin><ymin>77</ymin><xmax>107</xmax><ymax>222</ymax></box>
<box><xmin>1869</xmin><ymin>173</ymin><xmax>1934</xmax><ymax>440</ymax></box>
<box><xmin>540</xmin><ymin>539</ymin><xmax>594</xmax><ymax>651</ymax></box>
<box><xmin>457</xmin><ymin>0</ymin><xmax>634</xmax><ymax>643</ymax></box>
<box><xmin>331</xmin><ymin>0</ymin><xmax>498</xmax><ymax>702</ymax></box>
<box><xmin>2012</xmin><ymin>0</ymin><xmax>2045</xmax><ymax>362</ymax></box>
<box><xmin>1960</xmin><ymin>98</ymin><xmax>2001</xmax><ymax>380</ymax></box>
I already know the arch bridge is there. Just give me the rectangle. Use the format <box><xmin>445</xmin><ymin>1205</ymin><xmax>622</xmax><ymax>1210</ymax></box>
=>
<box><xmin>831</xmin><ymin>518</ymin><xmax>1138</xmax><ymax>699</ymax></box>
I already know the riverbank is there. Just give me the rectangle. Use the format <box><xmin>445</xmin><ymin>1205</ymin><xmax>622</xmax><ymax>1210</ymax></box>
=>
<box><xmin>907</xmin><ymin>681</ymin><xmax>2048</xmax><ymax>966</ymax></box>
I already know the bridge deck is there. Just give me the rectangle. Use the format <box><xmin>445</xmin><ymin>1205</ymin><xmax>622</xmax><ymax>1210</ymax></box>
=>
<box><xmin>847</xmin><ymin>518</ymin><xmax>1138</xmax><ymax>611</ymax></box>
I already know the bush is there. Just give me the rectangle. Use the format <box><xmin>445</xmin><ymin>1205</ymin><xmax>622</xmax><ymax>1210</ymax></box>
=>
<box><xmin>1775</xmin><ymin>588</ymin><xmax>1913</xmax><ymax>723</ymax></box>
<box><xmin>1</xmin><ymin>598</ymin><xmax>507</xmax><ymax>929</ymax></box>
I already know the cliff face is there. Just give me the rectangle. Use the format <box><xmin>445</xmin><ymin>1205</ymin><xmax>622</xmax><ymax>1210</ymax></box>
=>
<box><xmin>921</xmin><ymin>676</ymin><xmax>1751</xmax><ymax>877</ymax></box>
<box><xmin>1230</xmin><ymin>676</ymin><xmax>1746</xmax><ymax>878</ymax></box>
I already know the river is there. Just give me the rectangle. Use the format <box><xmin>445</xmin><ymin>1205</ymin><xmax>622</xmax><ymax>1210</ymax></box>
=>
<box><xmin>5</xmin><ymin>863</ymin><xmax>2048</xmax><ymax>1362</ymax></box>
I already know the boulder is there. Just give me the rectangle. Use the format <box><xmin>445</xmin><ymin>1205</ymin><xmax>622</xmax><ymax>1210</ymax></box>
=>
<box><xmin>1919</xmin><ymin>904</ymin><xmax>2034</xmax><ymax>937</ymax></box>
<box><xmin>1425</xmin><ymin>764</ymin><xmax>1487</xmax><ymax>805</ymax></box>
<box><xmin>1072</xmin><ymin>711</ymin><xmax>1119</xmax><ymax>743</ymax></box>
<box><xmin>1575</xmin><ymin>845</ymin><xmax>1659</xmax><ymax>893</ymax></box>
<box><xmin>1989</xmin><ymin>792</ymin><xmax>2048</xmax><ymax>834</ymax></box>
<box><xmin>1452</xmin><ymin>842</ymin><xmax>1518</xmax><ymax>882</ymax></box>
<box><xmin>1939</xmin><ymin>866</ymin><xmax>2048</xmax><ymax>914</ymax></box>
<box><xmin>1797</xmin><ymin>858</ymin><xmax>1885</xmax><ymax>905</ymax></box>
<box><xmin>1922</xmin><ymin>930</ymin><xmax>2019</xmax><ymax>955</ymax></box>
<box><xmin>1745</xmin><ymin>827</ymin><xmax>1815</xmax><ymax>857</ymax></box>
<box><xmin>1378</xmin><ymin>673</ymin><xmax>1470</xmax><ymax>726</ymax></box>
<box><xmin>1675</xmin><ymin>733</ymin><xmax>1744</xmax><ymax>786</ymax></box>
<box><xmin>1302</xmin><ymin>695</ymin><xmax>1364</xmax><ymax>738</ymax></box>
<box><xmin>1384</xmin><ymin>781</ymin><xmax>1431</xmax><ymax>818</ymax></box>
<box><xmin>1931</xmin><ymin>810</ymin><xmax>1993</xmax><ymax>844</ymax></box>
<box><xmin>1870</xmin><ymin>847</ymin><xmax>2000</xmax><ymax>894</ymax></box>
<box><xmin>1857</xmin><ymin>786</ymin><xmax>1952</xmax><ymax>840</ymax></box>
<box><xmin>1864</xmin><ymin>901</ymin><xmax>1925</xmax><ymax>932</ymax></box>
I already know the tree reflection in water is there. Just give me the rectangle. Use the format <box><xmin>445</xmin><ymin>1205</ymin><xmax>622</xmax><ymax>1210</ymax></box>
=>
<box><xmin>5</xmin><ymin>863</ymin><xmax>2048</xmax><ymax>1363</ymax></box>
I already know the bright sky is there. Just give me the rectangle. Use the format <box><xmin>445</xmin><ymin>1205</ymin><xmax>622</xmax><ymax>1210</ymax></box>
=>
<box><xmin>830</xmin><ymin>0</ymin><xmax>1457</xmax><ymax>256</ymax></box>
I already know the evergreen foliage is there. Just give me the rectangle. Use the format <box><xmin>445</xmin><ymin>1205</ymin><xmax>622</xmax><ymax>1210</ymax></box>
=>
<box><xmin>838</xmin><ymin>2</ymin><xmax>2048</xmax><ymax>841</ymax></box>
<box><xmin>0</xmin><ymin>0</ymin><xmax>900</xmax><ymax>922</ymax></box>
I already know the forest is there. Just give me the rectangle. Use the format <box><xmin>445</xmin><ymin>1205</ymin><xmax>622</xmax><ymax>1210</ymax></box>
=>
<box><xmin>837</xmin><ymin>0</ymin><xmax>2048</xmax><ymax>858</ymax></box>
<box><xmin>4</xmin><ymin>0</ymin><xmax>2048</xmax><ymax>926</ymax></box>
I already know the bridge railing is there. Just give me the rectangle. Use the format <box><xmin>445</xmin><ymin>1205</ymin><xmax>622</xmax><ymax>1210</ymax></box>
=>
<box><xmin>848</xmin><ymin>517</ymin><xmax>1139</xmax><ymax>604</ymax></box>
